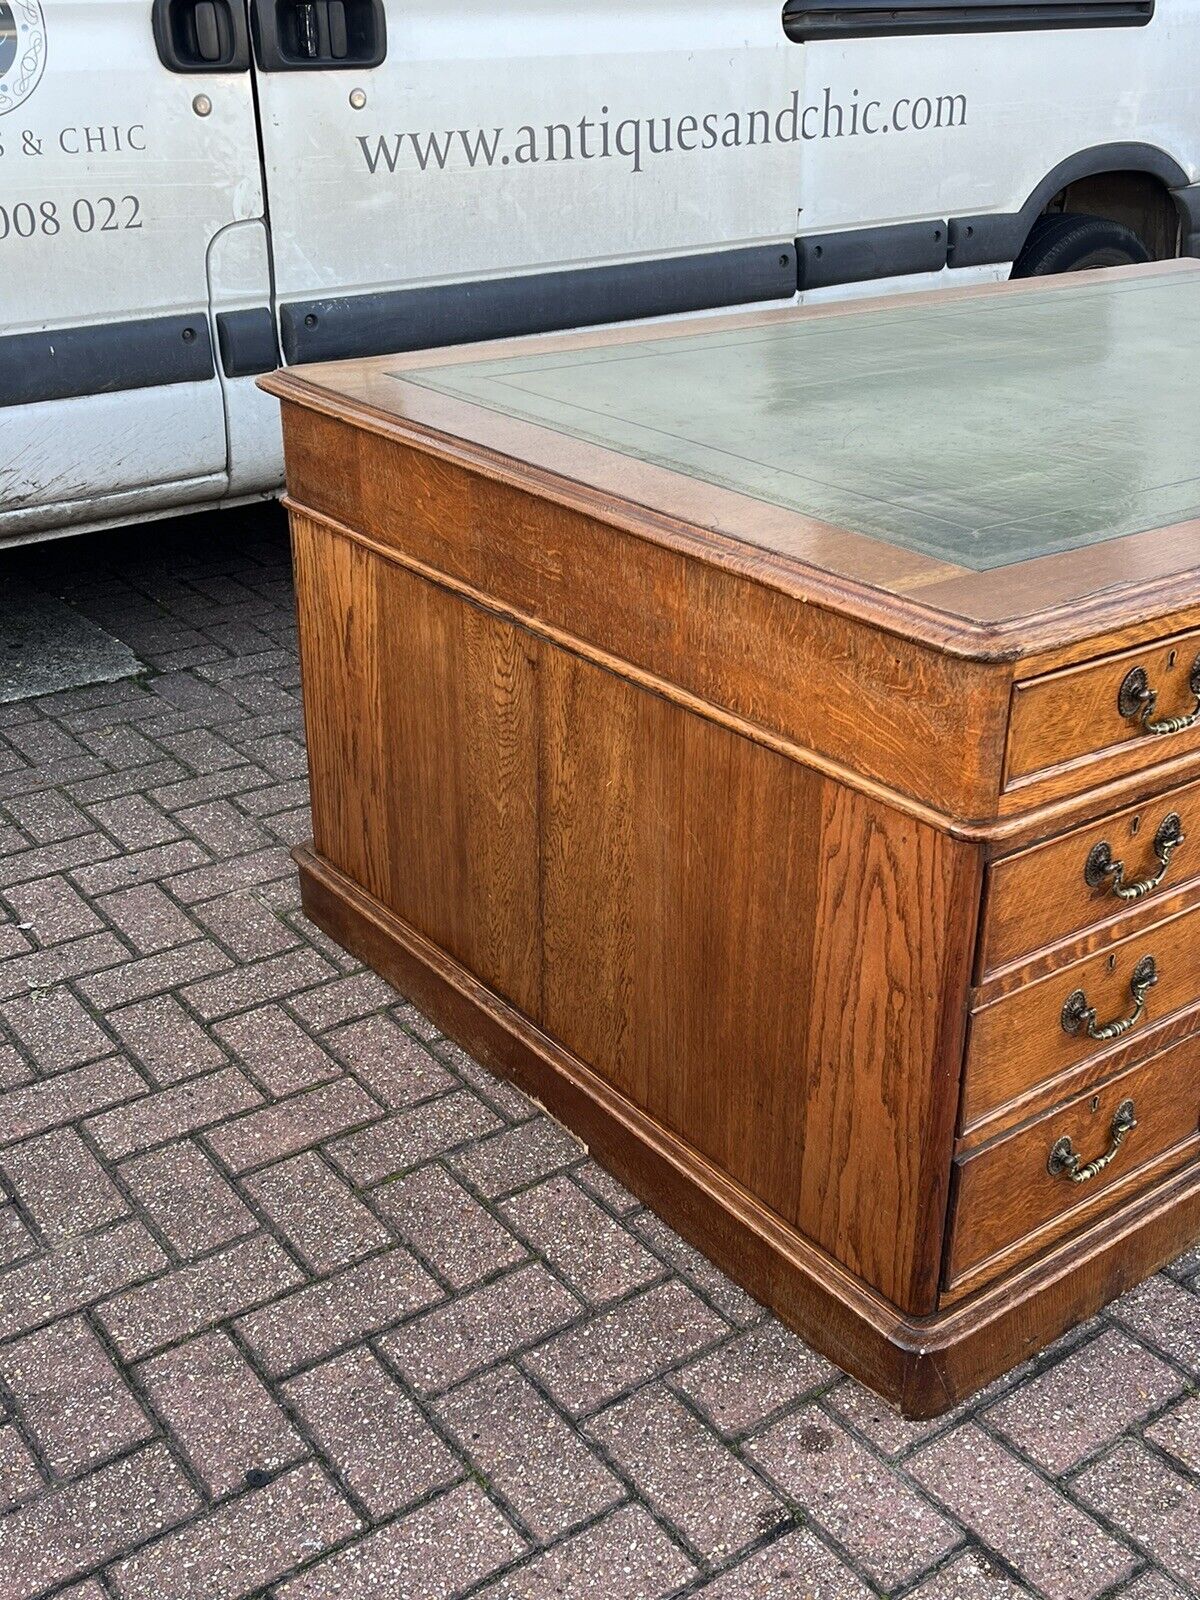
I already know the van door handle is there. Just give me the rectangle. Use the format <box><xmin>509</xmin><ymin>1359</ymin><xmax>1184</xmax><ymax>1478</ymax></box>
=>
<box><xmin>153</xmin><ymin>0</ymin><xmax>251</xmax><ymax>72</ymax></box>
<box><xmin>249</xmin><ymin>0</ymin><xmax>387</xmax><ymax>69</ymax></box>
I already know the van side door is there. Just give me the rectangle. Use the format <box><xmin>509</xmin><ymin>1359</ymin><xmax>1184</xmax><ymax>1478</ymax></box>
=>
<box><xmin>0</xmin><ymin>0</ymin><xmax>269</xmax><ymax>541</ymax></box>
<box><xmin>245</xmin><ymin>0</ymin><xmax>801</xmax><ymax>366</ymax></box>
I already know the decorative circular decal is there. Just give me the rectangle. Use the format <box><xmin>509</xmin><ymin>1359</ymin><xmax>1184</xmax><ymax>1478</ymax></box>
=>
<box><xmin>0</xmin><ymin>0</ymin><xmax>47</xmax><ymax>118</ymax></box>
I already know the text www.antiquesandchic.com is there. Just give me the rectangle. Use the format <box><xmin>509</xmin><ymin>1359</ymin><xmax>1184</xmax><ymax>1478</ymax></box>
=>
<box><xmin>356</xmin><ymin>88</ymin><xmax>969</xmax><ymax>176</ymax></box>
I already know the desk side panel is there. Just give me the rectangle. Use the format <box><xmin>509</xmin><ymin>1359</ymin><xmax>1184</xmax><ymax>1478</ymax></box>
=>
<box><xmin>292</xmin><ymin>502</ymin><xmax>979</xmax><ymax>1314</ymax></box>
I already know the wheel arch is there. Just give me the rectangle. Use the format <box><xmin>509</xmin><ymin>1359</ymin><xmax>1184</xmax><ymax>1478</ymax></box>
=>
<box><xmin>948</xmin><ymin>142</ymin><xmax>1200</xmax><ymax>268</ymax></box>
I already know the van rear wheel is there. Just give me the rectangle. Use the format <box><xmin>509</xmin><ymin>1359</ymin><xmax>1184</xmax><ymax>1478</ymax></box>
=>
<box><xmin>1011</xmin><ymin>213</ymin><xmax>1153</xmax><ymax>277</ymax></box>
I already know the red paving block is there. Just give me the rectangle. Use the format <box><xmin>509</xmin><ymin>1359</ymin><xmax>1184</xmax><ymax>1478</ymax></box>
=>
<box><xmin>0</xmin><ymin>933</ymin><xmax>130</xmax><ymax>1004</ymax></box>
<box><xmin>284</xmin><ymin>970</ymin><xmax>399</xmax><ymax>1031</ymax></box>
<box><xmin>329</xmin><ymin>1090</ymin><xmax>502</xmax><ymax>1186</ymax></box>
<box><xmin>380</xmin><ymin>1263</ymin><xmax>581</xmax><ymax>1395</ymax></box>
<box><xmin>672</xmin><ymin>1320</ymin><xmax>835</xmax><ymax>1437</ymax></box>
<box><xmin>118</xmin><ymin>1138</ymin><xmax>255</xmax><ymax>1258</ymax></box>
<box><xmin>98</xmin><ymin>1232</ymin><xmax>304</xmax><ymax>1359</ymax></box>
<box><xmin>499</xmin><ymin>1175</ymin><xmax>662</xmax><ymax>1307</ymax></box>
<box><xmin>176</xmin><ymin>798</ymin><xmax>270</xmax><ymax>857</ymax></box>
<box><xmin>0</xmin><ymin>1316</ymin><xmax>152</xmax><ymax>1476</ymax></box>
<box><xmin>105</xmin><ymin>994</ymin><xmax>227</xmax><ymax>1085</ymax></box>
<box><xmin>95</xmin><ymin>882</ymin><xmax>199</xmax><ymax>954</ymax></box>
<box><xmin>373</xmin><ymin>1163</ymin><xmax>527</xmax><ymax>1289</ymax></box>
<box><xmin>984</xmin><ymin>1328</ymin><xmax>1185</xmax><ymax>1472</ymax></box>
<box><xmin>0</xmin><ymin>1126</ymin><xmax>127</xmax><ymax>1242</ymax></box>
<box><xmin>193</xmin><ymin>889</ymin><xmax>303</xmax><ymax>959</ymax></box>
<box><xmin>242</xmin><ymin>1150</ymin><xmax>391</xmax><ymax>1273</ymax></box>
<box><xmin>69</xmin><ymin>840</ymin><xmax>209</xmax><ymax>896</ymax></box>
<box><xmin>85</xmin><ymin>794</ymin><xmax>182</xmax><ymax>851</ymax></box>
<box><xmin>4</xmin><ymin>789</ymin><xmax>91</xmax><ymax>844</ymax></box>
<box><xmin>902</xmin><ymin>1550</ymin><xmax>1030</xmax><ymax>1598</ymax></box>
<box><xmin>283</xmin><ymin>1346</ymin><xmax>460</xmax><ymax>1517</ymax></box>
<box><xmin>521</xmin><ymin>1279</ymin><xmax>729</xmax><ymax>1417</ymax></box>
<box><xmin>107</xmin><ymin>1461</ymin><xmax>360</xmax><ymax>1600</ymax></box>
<box><xmin>1073</xmin><ymin>1439</ymin><xmax>1200</xmax><ymax>1593</ymax></box>
<box><xmin>138</xmin><ymin>1329</ymin><xmax>306</xmax><ymax>1496</ymax></box>
<box><xmin>0</xmin><ymin>987</ymin><xmax>112</xmax><ymax>1070</ymax></box>
<box><xmin>0</xmin><ymin>1443</ymin><xmax>199</xmax><ymax>1600</ymax></box>
<box><xmin>0</xmin><ymin>1221</ymin><xmax>166</xmax><ymax>1341</ymax></box>
<box><xmin>1111</xmin><ymin>1275</ymin><xmax>1200</xmax><ymax>1374</ymax></box>
<box><xmin>587</xmin><ymin>1383</ymin><xmax>787</xmax><ymax>1562</ymax></box>
<box><xmin>473</xmin><ymin>1503</ymin><xmax>694</xmax><ymax>1600</ymax></box>
<box><xmin>85</xmin><ymin>1064</ymin><xmax>262</xmax><ymax>1160</ymax></box>
<box><xmin>181</xmin><ymin>948</ymin><xmax>336</xmax><ymax>1021</ymax></box>
<box><xmin>0</xmin><ymin>1205</ymin><xmax>35</xmax><ymax>1266</ymax></box>
<box><xmin>214</xmin><ymin>1003</ymin><xmax>340</xmax><ymax>1096</ymax></box>
<box><xmin>2</xmin><ymin>876</ymin><xmax>102</xmax><ymax>944</ymax></box>
<box><xmin>276</xmin><ymin>1483</ymin><xmax>524</xmax><ymax>1600</ymax></box>
<box><xmin>688</xmin><ymin>1527</ymin><xmax>875</xmax><ymax>1598</ymax></box>
<box><xmin>0</xmin><ymin>1043</ymin><xmax>32</xmax><ymax>1090</ymax></box>
<box><xmin>203</xmin><ymin>1076</ymin><xmax>382</xmax><ymax>1173</ymax></box>
<box><xmin>234</xmin><ymin>1247</ymin><xmax>441</xmax><ymax>1377</ymax></box>
<box><xmin>324</xmin><ymin>1014</ymin><xmax>455</xmax><ymax>1107</ymax></box>
<box><xmin>0</xmin><ymin>1426</ymin><xmax>43</xmax><ymax>1512</ymax></box>
<box><xmin>908</xmin><ymin>1423</ymin><xmax>1139</xmax><ymax>1599</ymax></box>
<box><xmin>77</xmin><ymin>939</ymin><xmax>234</xmax><ymax>1014</ymax></box>
<box><xmin>1145</xmin><ymin>1392</ymin><xmax>1200</xmax><ymax>1472</ymax></box>
<box><xmin>632</xmin><ymin>1211</ymin><xmax>761</xmax><ymax>1326</ymax></box>
<box><xmin>0</xmin><ymin>1056</ymin><xmax>147</xmax><ymax>1145</ymax></box>
<box><xmin>447</xmin><ymin>1115</ymin><xmax>583</xmax><ymax>1200</ymax></box>
<box><xmin>434</xmin><ymin>1364</ymin><xmax>622</xmax><ymax>1540</ymax></box>
<box><xmin>745</xmin><ymin>1401</ymin><xmax>959</xmax><ymax>1590</ymax></box>
<box><xmin>432</xmin><ymin>1038</ymin><xmax>532</xmax><ymax>1119</ymax></box>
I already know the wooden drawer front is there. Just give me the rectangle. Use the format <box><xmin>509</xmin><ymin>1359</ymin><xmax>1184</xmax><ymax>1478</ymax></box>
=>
<box><xmin>947</xmin><ymin>1031</ymin><xmax>1200</xmax><ymax>1292</ymax></box>
<box><xmin>1007</xmin><ymin>629</ymin><xmax>1200</xmax><ymax>787</ymax></box>
<box><xmin>981</xmin><ymin>778</ymin><xmax>1200</xmax><ymax>977</ymax></box>
<box><xmin>964</xmin><ymin>900</ymin><xmax>1200</xmax><ymax>1130</ymax></box>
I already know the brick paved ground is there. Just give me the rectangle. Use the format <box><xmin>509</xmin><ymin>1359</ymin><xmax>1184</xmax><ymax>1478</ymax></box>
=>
<box><xmin>0</xmin><ymin>506</ymin><xmax>1198</xmax><ymax>1600</ymax></box>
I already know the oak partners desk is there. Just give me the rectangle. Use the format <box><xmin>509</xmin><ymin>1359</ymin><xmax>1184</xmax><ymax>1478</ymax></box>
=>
<box><xmin>263</xmin><ymin>260</ymin><xmax>1200</xmax><ymax>1416</ymax></box>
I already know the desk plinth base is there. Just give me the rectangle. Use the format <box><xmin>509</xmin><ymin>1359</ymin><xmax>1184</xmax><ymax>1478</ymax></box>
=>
<box><xmin>297</xmin><ymin>841</ymin><xmax>1200</xmax><ymax>1418</ymax></box>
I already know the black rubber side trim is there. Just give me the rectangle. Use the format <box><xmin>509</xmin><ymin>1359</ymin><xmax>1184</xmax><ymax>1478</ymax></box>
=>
<box><xmin>0</xmin><ymin>315</ymin><xmax>215</xmax><ymax>407</ymax></box>
<box><xmin>948</xmin><ymin>141</ymin><xmax>1192</xmax><ymax>268</ymax></box>
<box><xmin>279</xmin><ymin>244</ymin><xmax>798</xmax><ymax>364</ymax></box>
<box><xmin>797</xmin><ymin>221</ymin><xmax>947</xmax><ymax>291</ymax></box>
<box><xmin>783</xmin><ymin>0</ymin><xmax>1153</xmax><ymax>41</ymax></box>
<box><xmin>216</xmin><ymin>308</ymin><xmax>281</xmax><ymax>378</ymax></box>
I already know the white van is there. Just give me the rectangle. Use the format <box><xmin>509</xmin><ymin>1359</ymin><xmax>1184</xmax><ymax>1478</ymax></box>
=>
<box><xmin>3</xmin><ymin>0</ymin><xmax>1198</xmax><ymax>545</ymax></box>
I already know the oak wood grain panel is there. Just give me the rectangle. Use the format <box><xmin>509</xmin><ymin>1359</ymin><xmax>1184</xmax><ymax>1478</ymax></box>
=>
<box><xmin>947</xmin><ymin>1031</ymin><xmax>1200</xmax><ymax>1292</ymax></box>
<box><xmin>980</xmin><ymin>774</ymin><xmax>1200</xmax><ymax>978</ymax></box>
<box><xmin>279</xmin><ymin>404</ymin><xmax>1010</xmax><ymax>821</ymax></box>
<box><xmin>963</xmin><ymin>899</ymin><xmax>1200</xmax><ymax>1130</ymax></box>
<box><xmin>1006</xmin><ymin>628</ymin><xmax>1200</xmax><ymax>789</ymax></box>
<box><xmin>291</xmin><ymin>514</ymin><xmax>395</xmax><ymax>906</ymax></box>
<box><xmin>293</xmin><ymin>511</ymin><xmax>542</xmax><ymax>1016</ymax></box>
<box><xmin>538</xmin><ymin>648</ymin><xmax>978</xmax><ymax>1314</ymax></box>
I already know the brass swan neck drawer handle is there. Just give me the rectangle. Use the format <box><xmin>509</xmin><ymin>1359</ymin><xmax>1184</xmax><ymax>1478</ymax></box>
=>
<box><xmin>1048</xmin><ymin>1099</ymin><xmax>1137</xmax><ymax>1184</ymax></box>
<box><xmin>1118</xmin><ymin>655</ymin><xmax>1200</xmax><ymax>737</ymax></box>
<box><xmin>1061</xmin><ymin>954</ymin><xmax>1157</xmax><ymax>1041</ymax></box>
<box><xmin>1084</xmin><ymin>813</ymin><xmax>1185</xmax><ymax>901</ymax></box>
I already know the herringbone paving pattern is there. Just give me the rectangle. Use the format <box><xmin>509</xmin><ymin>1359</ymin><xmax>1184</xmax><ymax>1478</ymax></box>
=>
<box><xmin>0</xmin><ymin>509</ymin><xmax>1197</xmax><ymax>1599</ymax></box>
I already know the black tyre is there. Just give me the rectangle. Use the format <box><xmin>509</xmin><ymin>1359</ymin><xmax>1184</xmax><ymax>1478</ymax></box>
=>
<box><xmin>1011</xmin><ymin>212</ymin><xmax>1153</xmax><ymax>277</ymax></box>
